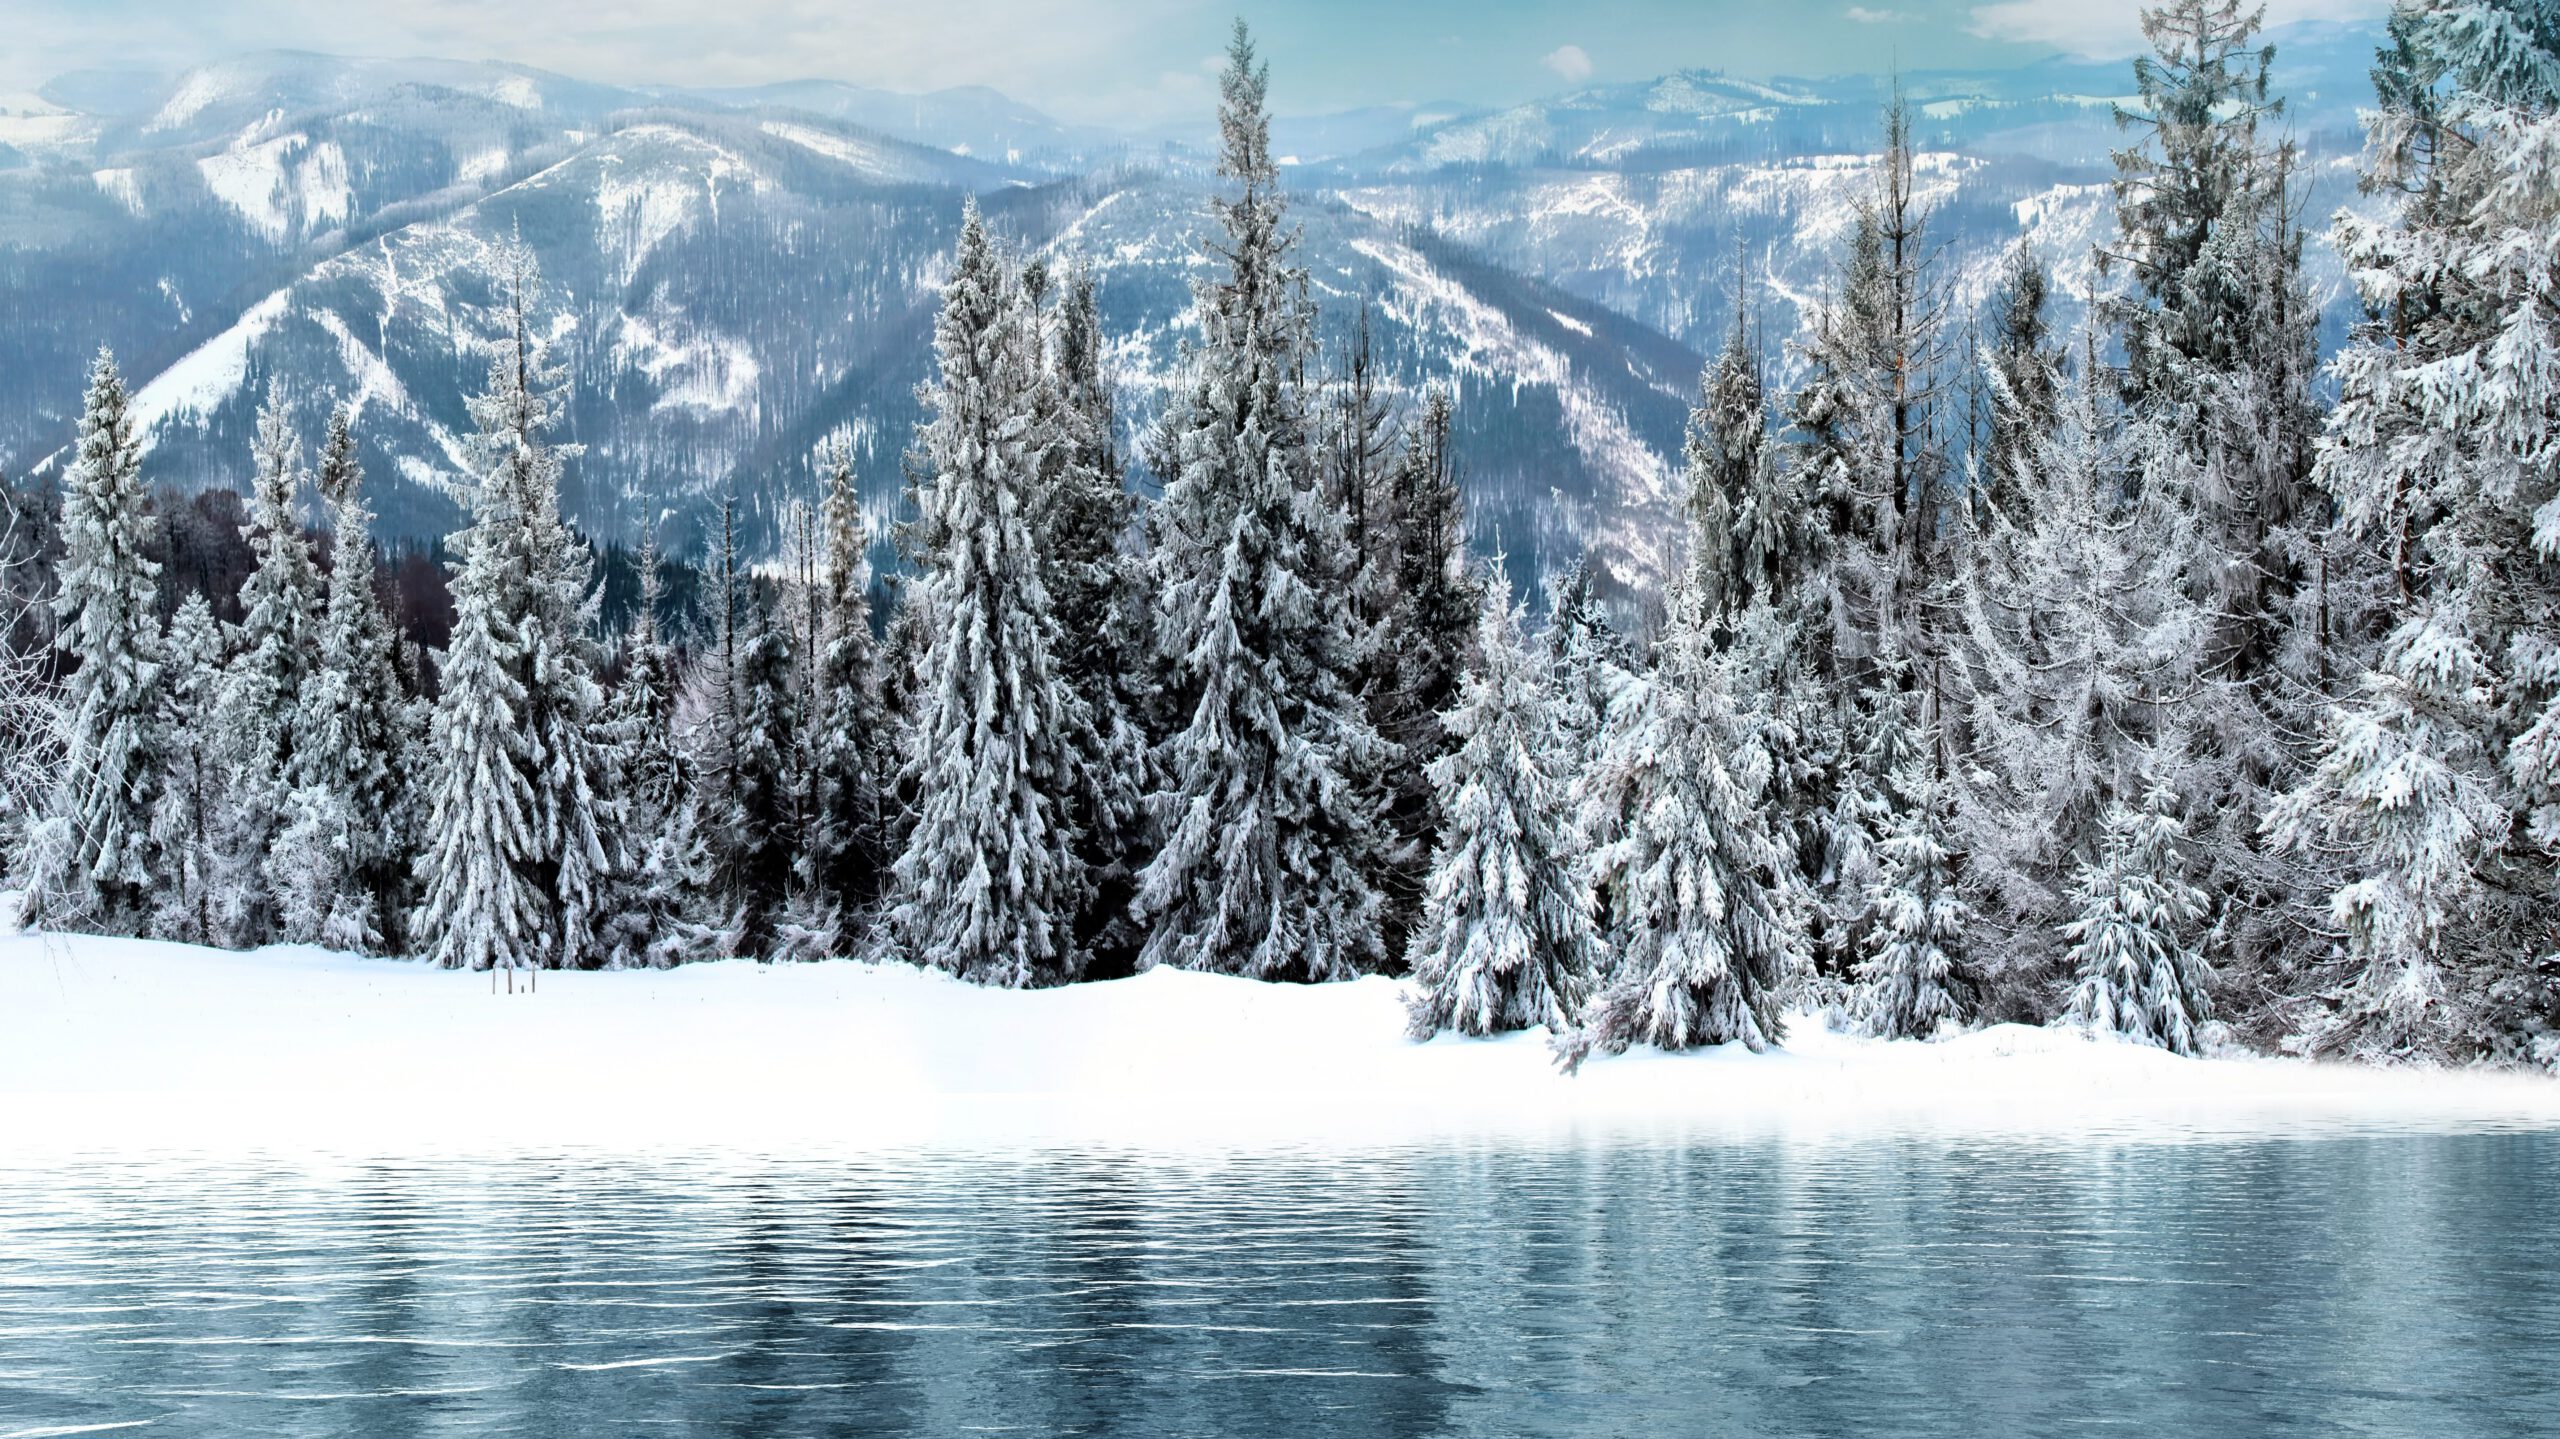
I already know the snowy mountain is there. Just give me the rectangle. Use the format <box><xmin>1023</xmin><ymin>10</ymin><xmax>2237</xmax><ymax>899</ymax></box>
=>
<box><xmin>0</xmin><ymin>23</ymin><xmax>2385</xmax><ymax>585</ymax></box>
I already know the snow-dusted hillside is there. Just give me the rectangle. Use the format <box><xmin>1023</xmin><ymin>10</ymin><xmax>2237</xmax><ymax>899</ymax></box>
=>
<box><xmin>5</xmin><ymin>928</ymin><xmax>2557</xmax><ymax>1153</ymax></box>
<box><xmin>0</xmin><ymin>20</ymin><xmax>2388</xmax><ymax>588</ymax></box>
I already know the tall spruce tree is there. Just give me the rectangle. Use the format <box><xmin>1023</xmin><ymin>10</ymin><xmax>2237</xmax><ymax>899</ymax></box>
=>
<box><xmin>274</xmin><ymin>406</ymin><xmax>410</xmax><ymax>952</ymax></box>
<box><xmin>1135</xmin><ymin>22</ymin><xmax>1390</xmax><ymax>982</ymax></box>
<box><xmin>211</xmin><ymin>384</ymin><xmax>320</xmax><ymax>945</ymax></box>
<box><xmin>1790</xmin><ymin>87</ymin><xmax>1955</xmax><ymax>689</ymax></box>
<box><xmin>803</xmin><ymin>441</ymin><xmax>885</xmax><ymax>916</ymax></box>
<box><xmin>1405</xmin><ymin>565</ymin><xmax>1597</xmax><ymax>1039</ymax></box>
<box><xmin>2106</xmin><ymin>0</ymin><xmax>2324</xmax><ymax>977</ymax></box>
<box><xmin>413</xmin><ymin>241</ymin><xmax>617</xmax><ymax>978</ymax></box>
<box><xmin>1950</xmin><ymin>351</ymin><xmax>2206</xmax><ymax>1011</ymax></box>
<box><xmin>1976</xmin><ymin>240</ymin><xmax>2065</xmax><ymax>528</ymax></box>
<box><xmin>1851</xmin><ymin>675</ymin><xmax>1973</xmax><ymax>1039</ymax></box>
<box><xmin>1686</xmin><ymin>293</ymin><xmax>1800</xmax><ymax>631</ymax></box>
<box><xmin>2267</xmin><ymin>0</ymin><xmax>2560</xmax><ymax>1065</ymax></box>
<box><xmin>694</xmin><ymin>492</ymin><xmax>797</xmax><ymax>951</ymax></box>
<box><xmin>883</xmin><ymin>201</ymin><xmax>1086</xmax><ymax>988</ymax></box>
<box><xmin>148</xmin><ymin>593</ymin><xmax>227</xmax><ymax>945</ymax></box>
<box><xmin>1032</xmin><ymin>260</ymin><xmax>1154</xmax><ymax>970</ymax></box>
<box><xmin>1564</xmin><ymin>571</ymin><xmax>1801</xmax><ymax>1067</ymax></box>
<box><xmin>24</xmin><ymin>350</ymin><xmax>160</xmax><ymax>933</ymax></box>
<box><xmin>1373</xmin><ymin>385</ymin><xmax>1482</xmax><ymax>945</ymax></box>
<box><xmin>1324</xmin><ymin>299</ymin><xmax>1401</xmax><ymax>634</ymax></box>
<box><xmin>2062</xmin><ymin>778</ymin><xmax>2214</xmax><ymax>1055</ymax></box>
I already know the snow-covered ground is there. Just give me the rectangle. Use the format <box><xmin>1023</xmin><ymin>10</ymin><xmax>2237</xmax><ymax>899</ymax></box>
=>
<box><xmin>5</xmin><ymin>928</ymin><xmax>2558</xmax><ymax>1154</ymax></box>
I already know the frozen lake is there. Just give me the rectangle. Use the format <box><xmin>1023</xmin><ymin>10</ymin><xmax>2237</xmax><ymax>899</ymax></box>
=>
<box><xmin>4</xmin><ymin>1130</ymin><xmax>2556</xmax><ymax>1436</ymax></box>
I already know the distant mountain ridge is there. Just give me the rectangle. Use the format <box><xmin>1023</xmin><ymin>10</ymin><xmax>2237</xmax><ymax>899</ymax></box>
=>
<box><xmin>0</xmin><ymin>21</ymin><xmax>2388</xmax><ymax>591</ymax></box>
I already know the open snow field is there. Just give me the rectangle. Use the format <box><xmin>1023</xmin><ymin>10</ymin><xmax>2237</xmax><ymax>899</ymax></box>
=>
<box><xmin>7</xmin><ymin>926</ymin><xmax>2559</xmax><ymax>1153</ymax></box>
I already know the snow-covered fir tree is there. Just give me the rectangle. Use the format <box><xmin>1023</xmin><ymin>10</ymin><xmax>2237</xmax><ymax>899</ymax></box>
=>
<box><xmin>1686</xmin><ymin>292</ymin><xmax>1802</xmax><ymax>632</ymax></box>
<box><xmin>735</xmin><ymin>591</ymin><xmax>805</xmax><ymax>946</ymax></box>
<box><xmin>212</xmin><ymin>384</ymin><xmax>322</xmax><ymax>946</ymax></box>
<box><xmin>1405</xmin><ymin>565</ymin><xmax>1597</xmax><ymax>1039</ymax></box>
<box><xmin>2105</xmin><ymin>0</ymin><xmax>2325</xmax><ymax>974</ymax></box>
<box><xmin>147</xmin><ymin>593</ymin><xmax>228</xmax><ymax>946</ymax></box>
<box><xmin>273</xmin><ymin>406</ymin><xmax>410</xmax><ymax>952</ymax></box>
<box><xmin>692</xmin><ymin>492</ymin><xmax>800</xmax><ymax>952</ymax></box>
<box><xmin>1322</xmin><ymin>299</ymin><xmax>1402</xmax><ymax>635</ymax></box>
<box><xmin>1541</xmin><ymin>556</ymin><xmax>1629</xmax><ymax>783</ymax></box>
<box><xmin>1135</xmin><ymin>22</ymin><xmax>1389</xmax><ymax>982</ymax></box>
<box><xmin>599</xmin><ymin>528</ymin><xmax>740</xmax><ymax>970</ymax></box>
<box><xmin>2062</xmin><ymin>778</ymin><xmax>2214</xmax><ymax>1055</ymax></box>
<box><xmin>883</xmin><ymin>200</ymin><xmax>1086</xmax><ymax>988</ymax></box>
<box><xmin>1851</xmin><ymin>675</ymin><xmax>1973</xmax><ymax>1038</ymax></box>
<box><xmin>1688</xmin><ymin>274</ymin><xmax>1837</xmax><ymax>963</ymax></box>
<box><xmin>412</xmin><ymin>241</ymin><xmax>619</xmax><ymax>978</ymax></box>
<box><xmin>2268</xmin><ymin>0</ymin><xmax>2560</xmax><ymax>1066</ymax></box>
<box><xmin>1790</xmin><ymin>89</ymin><xmax>1955</xmax><ymax>691</ymax></box>
<box><xmin>1373</xmin><ymin>384</ymin><xmax>1483</xmax><ymax>943</ymax></box>
<box><xmin>1950</xmin><ymin>340</ymin><xmax>2206</xmax><ymax>1011</ymax></box>
<box><xmin>411</xmin><ymin>456</ymin><xmax>538</xmax><ymax>977</ymax></box>
<box><xmin>802</xmin><ymin>440</ymin><xmax>885</xmax><ymax>916</ymax></box>
<box><xmin>0</xmin><ymin>484</ymin><xmax>57</xmax><ymax>883</ymax></box>
<box><xmin>23</xmin><ymin>350</ymin><xmax>161</xmax><ymax>933</ymax></box>
<box><xmin>1031</xmin><ymin>261</ymin><xmax>1154</xmax><ymax>969</ymax></box>
<box><xmin>1563</xmin><ymin>572</ymin><xmax>1802</xmax><ymax>1067</ymax></box>
<box><xmin>1975</xmin><ymin>240</ymin><xmax>2064</xmax><ymax>528</ymax></box>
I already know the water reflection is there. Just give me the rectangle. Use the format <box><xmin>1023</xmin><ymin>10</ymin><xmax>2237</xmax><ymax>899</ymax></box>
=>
<box><xmin>0</xmin><ymin>1134</ymin><xmax>2554</xmax><ymax>1436</ymax></box>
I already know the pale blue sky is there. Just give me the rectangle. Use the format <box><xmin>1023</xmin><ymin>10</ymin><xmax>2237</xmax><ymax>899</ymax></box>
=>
<box><xmin>2</xmin><ymin>0</ymin><xmax>2388</xmax><ymax>126</ymax></box>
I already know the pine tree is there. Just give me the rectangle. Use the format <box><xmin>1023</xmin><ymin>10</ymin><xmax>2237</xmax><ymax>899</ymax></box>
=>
<box><xmin>148</xmin><ymin>594</ymin><xmax>228</xmax><ymax>945</ymax></box>
<box><xmin>1785</xmin><ymin>95</ymin><xmax>1955</xmax><ymax>983</ymax></box>
<box><xmin>883</xmin><ymin>201</ymin><xmax>1086</xmax><ymax>988</ymax></box>
<box><xmin>1541</xmin><ymin>556</ymin><xmax>1629</xmax><ymax>782</ymax></box>
<box><xmin>2105</xmin><ymin>0</ymin><xmax>2324</xmax><ymax>977</ymax></box>
<box><xmin>213</xmin><ymin>383</ymin><xmax>322</xmax><ymax>945</ymax></box>
<box><xmin>1031</xmin><ymin>260</ymin><xmax>1154</xmax><ymax>969</ymax></box>
<box><xmin>803</xmin><ymin>440</ymin><xmax>885</xmax><ymax>916</ymax></box>
<box><xmin>412</xmin><ymin>241</ymin><xmax>618</xmax><ymax>978</ymax></box>
<box><xmin>1135</xmin><ymin>22</ymin><xmax>1389</xmax><ymax>982</ymax></box>
<box><xmin>0</xmin><ymin>480</ymin><xmax>58</xmax><ymax>886</ymax></box>
<box><xmin>2062</xmin><ymin>780</ymin><xmax>2213</xmax><ymax>1055</ymax></box>
<box><xmin>274</xmin><ymin>406</ymin><xmax>410</xmax><ymax>952</ymax></box>
<box><xmin>1323</xmin><ymin>298</ymin><xmax>1401</xmax><ymax>633</ymax></box>
<box><xmin>1976</xmin><ymin>240</ymin><xmax>2064</xmax><ymax>528</ymax></box>
<box><xmin>732</xmin><ymin>589</ymin><xmax>801</xmax><ymax>947</ymax></box>
<box><xmin>1790</xmin><ymin>87</ymin><xmax>1954</xmax><ymax>689</ymax></box>
<box><xmin>23</xmin><ymin>350</ymin><xmax>161</xmax><ymax>933</ymax></box>
<box><xmin>1405</xmin><ymin>566</ymin><xmax>1597</xmax><ymax>1039</ymax></box>
<box><xmin>410</xmin><ymin>475</ymin><xmax>537</xmax><ymax>976</ymax></box>
<box><xmin>2268</xmin><ymin>0</ymin><xmax>2560</xmax><ymax>1065</ymax></box>
<box><xmin>1563</xmin><ymin>573</ymin><xmax>1802</xmax><ymax>1067</ymax></box>
<box><xmin>1851</xmin><ymin>678</ymin><xmax>1972</xmax><ymax>1038</ymax></box>
<box><xmin>1373</xmin><ymin>385</ymin><xmax>1482</xmax><ymax>946</ymax></box>
<box><xmin>1686</xmin><ymin>292</ymin><xmax>1800</xmax><ymax>630</ymax></box>
<box><xmin>1949</xmin><ymin>348</ymin><xmax>2206</xmax><ymax>1009</ymax></box>
<box><xmin>690</xmin><ymin>493</ymin><xmax>798</xmax><ymax>952</ymax></box>
<box><xmin>613</xmin><ymin>527</ymin><xmax>685</xmax><ymax>833</ymax></box>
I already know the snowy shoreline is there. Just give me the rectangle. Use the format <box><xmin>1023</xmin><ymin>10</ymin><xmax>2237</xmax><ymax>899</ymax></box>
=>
<box><xmin>6</xmin><ymin>930</ymin><xmax>2559</xmax><ymax>1154</ymax></box>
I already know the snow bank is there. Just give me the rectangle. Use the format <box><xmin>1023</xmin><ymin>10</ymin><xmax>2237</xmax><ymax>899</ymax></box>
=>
<box><xmin>4</xmin><ymin>930</ymin><xmax>2557</xmax><ymax>1154</ymax></box>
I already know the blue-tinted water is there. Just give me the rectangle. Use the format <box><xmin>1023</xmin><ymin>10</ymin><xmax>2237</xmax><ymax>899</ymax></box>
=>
<box><xmin>2</xmin><ymin>1132</ymin><xmax>2555</xmax><ymax>1436</ymax></box>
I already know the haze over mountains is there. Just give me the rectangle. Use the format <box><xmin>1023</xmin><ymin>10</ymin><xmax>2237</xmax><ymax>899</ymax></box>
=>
<box><xmin>0</xmin><ymin>21</ymin><xmax>2386</xmax><ymax>585</ymax></box>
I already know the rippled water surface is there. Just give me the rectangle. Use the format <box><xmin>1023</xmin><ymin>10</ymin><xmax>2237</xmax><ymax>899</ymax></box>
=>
<box><xmin>3</xmin><ymin>1132</ymin><xmax>2557</xmax><ymax>1436</ymax></box>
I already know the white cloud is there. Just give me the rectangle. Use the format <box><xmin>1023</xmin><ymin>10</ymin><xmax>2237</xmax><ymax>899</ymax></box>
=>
<box><xmin>4</xmin><ymin>0</ymin><xmax>1208</xmax><ymax>128</ymax></box>
<box><xmin>1967</xmin><ymin>0</ymin><xmax>2388</xmax><ymax>59</ymax></box>
<box><xmin>1845</xmin><ymin>6</ymin><xmax>1915</xmax><ymax>22</ymax></box>
<box><xmin>1541</xmin><ymin>43</ymin><xmax>1594</xmax><ymax>85</ymax></box>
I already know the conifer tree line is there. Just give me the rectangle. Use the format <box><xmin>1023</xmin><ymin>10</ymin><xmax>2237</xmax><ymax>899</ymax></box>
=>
<box><xmin>4</xmin><ymin>2</ymin><xmax>2556</xmax><ymax>1068</ymax></box>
